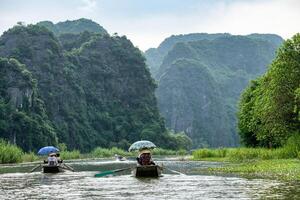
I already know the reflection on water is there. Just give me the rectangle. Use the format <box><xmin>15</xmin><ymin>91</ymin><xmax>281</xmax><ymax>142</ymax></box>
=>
<box><xmin>0</xmin><ymin>159</ymin><xmax>299</xmax><ymax>199</ymax></box>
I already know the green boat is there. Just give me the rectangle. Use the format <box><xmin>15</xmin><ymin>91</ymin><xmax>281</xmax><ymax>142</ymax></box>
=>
<box><xmin>132</xmin><ymin>165</ymin><xmax>162</xmax><ymax>177</ymax></box>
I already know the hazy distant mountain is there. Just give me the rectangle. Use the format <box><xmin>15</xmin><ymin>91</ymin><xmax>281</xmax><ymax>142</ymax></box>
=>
<box><xmin>246</xmin><ymin>33</ymin><xmax>284</xmax><ymax>47</ymax></box>
<box><xmin>145</xmin><ymin>33</ymin><xmax>230</xmax><ymax>75</ymax></box>
<box><xmin>146</xmin><ymin>33</ymin><xmax>284</xmax><ymax>148</ymax></box>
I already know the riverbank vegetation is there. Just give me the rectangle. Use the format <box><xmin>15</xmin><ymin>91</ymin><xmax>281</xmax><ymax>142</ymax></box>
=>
<box><xmin>208</xmin><ymin>159</ymin><xmax>300</xmax><ymax>181</ymax></box>
<box><xmin>193</xmin><ymin>134</ymin><xmax>300</xmax><ymax>161</ymax></box>
<box><xmin>0</xmin><ymin>140</ymin><xmax>23</xmax><ymax>163</ymax></box>
<box><xmin>193</xmin><ymin>147</ymin><xmax>300</xmax><ymax>181</ymax></box>
<box><xmin>0</xmin><ymin>139</ymin><xmax>187</xmax><ymax>164</ymax></box>
<box><xmin>193</xmin><ymin>133</ymin><xmax>300</xmax><ymax>180</ymax></box>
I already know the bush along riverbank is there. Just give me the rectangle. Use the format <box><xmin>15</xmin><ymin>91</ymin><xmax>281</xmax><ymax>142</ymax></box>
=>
<box><xmin>0</xmin><ymin>139</ymin><xmax>188</xmax><ymax>164</ymax></box>
<box><xmin>192</xmin><ymin>135</ymin><xmax>300</xmax><ymax>181</ymax></box>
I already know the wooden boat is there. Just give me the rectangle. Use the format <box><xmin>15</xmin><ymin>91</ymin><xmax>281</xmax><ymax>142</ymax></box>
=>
<box><xmin>132</xmin><ymin>165</ymin><xmax>162</xmax><ymax>177</ymax></box>
<box><xmin>42</xmin><ymin>165</ymin><xmax>64</xmax><ymax>173</ymax></box>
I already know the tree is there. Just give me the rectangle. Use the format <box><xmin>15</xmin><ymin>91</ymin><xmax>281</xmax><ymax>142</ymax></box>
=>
<box><xmin>238</xmin><ymin>34</ymin><xmax>300</xmax><ymax>147</ymax></box>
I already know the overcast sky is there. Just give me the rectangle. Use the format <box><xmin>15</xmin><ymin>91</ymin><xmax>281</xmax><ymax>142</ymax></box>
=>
<box><xmin>0</xmin><ymin>0</ymin><xmax>299</xmax><ymax>50</ymax></box>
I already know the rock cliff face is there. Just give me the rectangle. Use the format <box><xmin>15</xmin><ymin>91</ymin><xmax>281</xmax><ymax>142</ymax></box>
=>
<box><xmin>146</xmin><ymin>33</ymin><xmax>283</xmax><ymax>148</ymax></box>
<box><xmin>157</xmin><ymin>59</ymin><xmax>229</xmax><ymax>146</ymax></box>
<box><xmin>0</xmin><ymin>58</ymin><xmax>57</xmax><ymax>150</ymax></box>
<box><xmin>0</xmin><ymin>20</ymin><xmax>167</xmax><ymax>151</ymax></box>
<box><xmin>7</xmin><ymin>87</ymin><xmax>33</xmax><ymax>109</ymax></box>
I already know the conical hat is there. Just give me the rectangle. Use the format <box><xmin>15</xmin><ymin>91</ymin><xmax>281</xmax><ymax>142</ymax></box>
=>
<box><xmin>139</xmin><ymin>149</ymin><xmax>151</xmax><ymax>154</ymax></box>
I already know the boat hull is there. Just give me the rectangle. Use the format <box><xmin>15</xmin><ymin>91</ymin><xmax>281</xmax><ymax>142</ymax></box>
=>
<box><xmin>132</xmin><ymin>165</ymin><xmax>162</xmax><ymax>177</ymax></box>
<box><xmin>42</xmin><ymin>165</ymin><xmax>64</xmax><ymax>173</ymax></box>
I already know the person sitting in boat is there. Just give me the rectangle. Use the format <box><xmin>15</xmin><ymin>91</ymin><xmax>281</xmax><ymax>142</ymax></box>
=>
<box><xmin>115</xmin><ymin>154</ymin><xmax>126</xmax><ymax>161</ymax></box>
<box><xmin>137</xmin><ymin>149</ymin><xmax>155</xmax><ymax>166</ymax></box>
<box><xmin>47</xmin><ymin>153</ymin><xmax>58</xmax><ymax>166</ymax></box>
<box><xmin>56</xmin><ymin>153</ymin><xmax>63</xmax><ymax>163</ymax></box>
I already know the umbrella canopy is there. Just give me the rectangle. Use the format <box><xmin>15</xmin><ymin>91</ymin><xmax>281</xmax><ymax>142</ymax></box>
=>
<box><xmin>128</xmin><ymin>140</ymin><xmax>156</xmax><ymax>152</ymax></box>
<box><xmin>38</xmin><ymin>146</ymin><xmax>59</xmax><ymax>155</ymax></box>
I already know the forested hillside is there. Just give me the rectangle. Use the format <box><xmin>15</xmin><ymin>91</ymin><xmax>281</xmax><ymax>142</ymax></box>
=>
<box><xmin>0</xmin><ymin>19</ymin><xmax>189</xmax><ymax>152</ymax></box>
<box><xmin>145</xmin><ymin>33</ymin><xmax>230</xmax><ymax>76</ymax></box>
<box><xmin>145</xmin><ymin>33</ymin><xmax>283</xmax><ymax>148</ymax></box>
<box><xmin>36</xmin><ymin>18</ymin><xmax>108</xmax><ymax>35</ymax></box>
<box><xmin>238</xmin><ymin>34</ymin><xmax>300</xmax><ymax>147</ymax></box>
<box><xmin>0</xmin><ymin>58</ymin><xmax>57</xmax><ymax>150</ymax></box>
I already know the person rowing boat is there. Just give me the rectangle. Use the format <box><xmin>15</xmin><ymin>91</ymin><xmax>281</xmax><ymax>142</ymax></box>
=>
<box><xmin>136</xmin><ymin>149</ymin><xmax>155</xmax><ymax>166</ymax></box>
<box><xmin>115</xmin><ymin>154</ymin><xmax>126</xmax><ymax>161</ymax></box>
<box><xmin>47</xmin><ymin>153</ymin><xmax>58</xmax><ymax>166</ymax></box>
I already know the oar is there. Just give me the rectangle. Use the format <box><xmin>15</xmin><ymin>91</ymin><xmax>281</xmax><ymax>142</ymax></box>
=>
<box><xmin>30</xmin><ymin>164</ymin><xmax>41</xmax><ymax>172</ymax></box>
<box><xmin>58</xmin><ymin>165</ymin><xmax>70</xmax><ymax>171</ymax></box>
<box><xmin>94</xmin><ymin>167</ymin><xmax>132</xmax><ymax>177</ymax></box>
<box><xmin>160</xmin><ymin>164</ymin><xmax>185</xmax><ymax>175</ymax></box>
<box><xmin>62</xmin><ymin>163</ymin><xmax>75</xmax><ymax>172</ymax></box>
<box><xmin>166</xmin><ymin>168</ymin><xmax>185</xmax><ymax>175</ymax></box>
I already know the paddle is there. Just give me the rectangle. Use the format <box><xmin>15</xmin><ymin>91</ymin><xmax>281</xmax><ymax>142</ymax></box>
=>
<box><xmin>94</xmin><ymin>167</ymin><xmax>132</xmax><ymax>177</ymax></box>
<box><xmin>160</xmin><ymin>164</ymin><xmax>185</xmax><ymax>175</ymax></box>
<box><xmin>61</xmin><ymin>163</ymin><xmax>75</xmax><ymax>172</ymax></box>
<box><xmin>30</xmin><ymin>164</ymin><xmax>41</xmax><ymax>172</ymax></box>
<box><xmin>165</xmin><ymin>167</ymin><xmax>185</xmax><ymax>175</ymax></box>
<box><xmin>58</xmin><ymin>165</ymin><xmax>71</xmax><ymax>172</ymax></box>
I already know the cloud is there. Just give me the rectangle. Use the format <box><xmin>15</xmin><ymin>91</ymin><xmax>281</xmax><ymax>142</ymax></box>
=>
<box><xmin>122</xmin><ymin>0</ymin><xmax>300</xmax><ymax>50</ymax></box>
<box><xmin>203</xmin><ymin>0</ymin><xmax>300</xmax><ymax>38</ymax></box>
<box><xmin>78</xmin><ymin>0</ymin><xmax>97</xmax><ymax>12</ymax></box>
<box><xmin>0</xmin><ymin>0</ymin><xmax>299</xmax><ymax>50</ymax></box>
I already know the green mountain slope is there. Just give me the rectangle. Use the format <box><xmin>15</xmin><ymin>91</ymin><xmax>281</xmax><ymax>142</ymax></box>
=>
<box><xmin>147</xmin><ymin>33</ymin><xmax>283</xmax><ymax>148</ymax></box>
<box><xmin>0</xmin><ymin>20</ymin><xmax>170</xmax><ymax>152</ymax></box>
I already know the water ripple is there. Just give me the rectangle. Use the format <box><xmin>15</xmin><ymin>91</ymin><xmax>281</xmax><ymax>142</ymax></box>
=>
<box><xmin>0</xmin><ymin>160</ymin><xmax>298</xmax><ymax>199</ymax></box>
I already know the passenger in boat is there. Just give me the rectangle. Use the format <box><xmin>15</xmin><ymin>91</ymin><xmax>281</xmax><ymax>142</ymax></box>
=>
<box><xmin>115</xmin><ymin>154</ymin><xmax>126</xmax><ymax>161</ymax></box>
<box><xmin>137</xmin><ymin>149</ymin><xmax>155</xmax><ymax>166</ymax></box>
<box><xmin>47</xmin><ymin>153</ymin><xmax>58</xmax><ymax>166</ymax></box>
<box><xmin>56</xmin><ymin>153</ymin><xmax>63</xmax><ymax>163</ymax></box>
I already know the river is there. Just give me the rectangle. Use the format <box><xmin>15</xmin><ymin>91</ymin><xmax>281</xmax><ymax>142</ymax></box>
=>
<box><xmin>0</xmin><ymin>158</ymin><xmax>299</xmax><ymax>199</ymax></box>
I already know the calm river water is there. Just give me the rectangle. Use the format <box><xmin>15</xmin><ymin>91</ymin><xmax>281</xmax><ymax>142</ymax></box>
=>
<box><xmin>0</xmin><ymin>158</ymin><xmax>299</xmax><ymax>199</ymax></box>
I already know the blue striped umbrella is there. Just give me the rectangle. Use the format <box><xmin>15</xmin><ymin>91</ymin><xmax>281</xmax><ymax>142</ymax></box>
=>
<box><xmin>128</xmin><ymin>140</ymin><xmax>156</xmax><ymax>152</ymax></box>
<box><xmin>38</xmin><ymin>146</ymin><xmax>59</xmax><ymax>155</ymax></box>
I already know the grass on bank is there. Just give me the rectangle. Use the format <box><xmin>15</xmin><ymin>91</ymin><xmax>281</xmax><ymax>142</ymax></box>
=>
<box><xmin>206</xmin><ymin>159</ymin><xmax>300</xmax><ymax>181</ymax></box>
<box><xmin>192</xmin><ymin>135</ymin><xmax>300</xmax><ymax>181</ymax></box>
<box><xmin>193</xmin><ymin>135</ymin><xmax>300</xmax><ymax>161</ymax></box>
<box><xmin>193</xmin><ymin>148</ymin><xmax>300</xmax><ymax>181</ymax></box>
<box><xmin>0</xmin><ymin>140</ymin><xmax>23</xmax><ymax>163</ymax></box>
<box><xmin>193</xmin><ymin>147</ymin><xmax>300</xmax><ymax>161</ymax></box>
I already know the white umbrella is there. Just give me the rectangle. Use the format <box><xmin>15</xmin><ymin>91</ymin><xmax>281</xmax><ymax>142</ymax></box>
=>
<box><xmin>128</xmin><ymin>140</ymin><xmax>156</xmax><ymax>152</ymax></box>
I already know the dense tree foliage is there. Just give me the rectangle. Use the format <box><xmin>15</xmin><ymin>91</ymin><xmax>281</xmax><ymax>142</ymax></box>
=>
<box><xmin>0</xmin><ymin>19</ymin><xmax>189</xmax><ymax>152</ymax></box>
<box><xmin>36</xmin><ymin>18</ymin><xmax>107</xmax><ymax>35</ymax></box>
<box><xmin>0</xmin><ymin>58</ymin><xmax>57</xmax><ymax>151</ymax></box>
<box><xmin>238</xmin><ymin>34</ymin><xmax>300</xmax><ymax>147</ymax></box>
<box><xmin>145</xmin><ymin>33</ymin><xmax>283</xmax><ymax>148</ymax></box>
